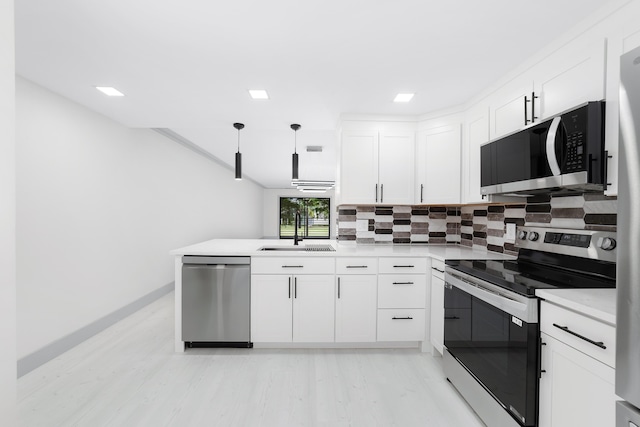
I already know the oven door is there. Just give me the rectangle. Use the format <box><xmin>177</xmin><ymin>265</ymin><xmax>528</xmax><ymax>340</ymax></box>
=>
<box><xmin>444</xmin><ymin>271</ymin><xmax>540</xmax><ymax>427</ymax></box>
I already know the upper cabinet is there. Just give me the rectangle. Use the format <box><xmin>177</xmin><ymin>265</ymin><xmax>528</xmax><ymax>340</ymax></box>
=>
<box><xmin>488</xmin><ymin>39</ymin><xmax>606</xmax><ymax>141</ymax></box>
<box><xmin>462</xmin><ymin>105</ymin><xmax>490</xmax><ymax>204</ymax></box>
<box><xmin>416</xmin><ymin>118</ymin><xmax>462</xmax><ymax>205</ymax></box>
<box><xmin>339</xmin><ymin>122</ymin><xmax>415</xmax><ymax>205</ymax></box>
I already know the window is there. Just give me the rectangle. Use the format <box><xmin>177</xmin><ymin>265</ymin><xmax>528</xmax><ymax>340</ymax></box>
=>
<box><xmin>279</xmin><ymin>197</ymin><xmax>330</xmax><ymax>239</ymax></box>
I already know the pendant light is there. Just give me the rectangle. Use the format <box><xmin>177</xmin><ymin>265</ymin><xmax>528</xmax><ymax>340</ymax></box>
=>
<box><xmin>291</xmin><ymin>123</ymin><xmax>301</xmax><ymax>180</ymax></box>
<box><xmin>233</xmin><ymin>122</ymin><xmax>244</xmax><ymax>180</ymax></box>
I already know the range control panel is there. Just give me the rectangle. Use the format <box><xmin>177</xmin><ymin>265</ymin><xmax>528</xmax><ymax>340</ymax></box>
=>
<box><xmin>516</xmin><ymin>226</ymin><xmax>617</xmax><ymax>263</ymax></box>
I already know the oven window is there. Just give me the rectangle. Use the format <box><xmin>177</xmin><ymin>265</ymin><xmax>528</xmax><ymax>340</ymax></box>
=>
<box><xmin>444</xmin><ymin>284</ymin><xmax>539</xmax><ymax>426</ymax></box>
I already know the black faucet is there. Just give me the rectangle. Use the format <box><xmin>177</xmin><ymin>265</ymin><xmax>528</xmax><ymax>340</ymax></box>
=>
<box><xmin>294</xmin><ymin>211</ymin><xmax>302</xmax><ymax>246</ymax></box>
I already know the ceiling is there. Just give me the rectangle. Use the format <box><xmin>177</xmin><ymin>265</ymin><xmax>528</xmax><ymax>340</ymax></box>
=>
<box><xmin>15</xmin><ymin>0</ymin><xmax>618</xmax><ymax>188</ymax></box>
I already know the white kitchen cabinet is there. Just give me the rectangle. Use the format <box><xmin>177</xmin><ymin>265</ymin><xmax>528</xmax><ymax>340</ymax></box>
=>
<box><xmin>335</xmin><ymin>274</ymin><xmax>377</xmax><ymax>342</ymax></box>
<box><xmin>539</xmin><ymin>333</ymin><xmax>616</xmax><ymax>427</ymax></box>
<box><xmin>251</xmin><ymin>275</ymin><xmax>293</xmax><ymax>342</ymax></box>
<box><xmin>339</xmin><ymin>123</ymin><xmax>415</xmax><ymax>205</ymax></box>
<box><xmin>377</xmin><ymin>257</ymin><xmax>427</xmax><ymax>342</ymax></box>
<box><xmin>429</xmin><ymin>259</ymin><xmax>445</xmax><ymax>355</ymax></box>
<box><xmin>292</xmin><ymin>275</ymin><xmax>335</xmax><ymax>342</ymax></box>
<box><xmin>462</xmin><ymin>105</ymin><xmax>490</xmax><ymax>204</ymax></box>
<box><xmin>488</xmin><ymin>76</ymin><xmax>535</xmax><ymax>140</ymax></box>
<box><xmin>415</xmin><ymin>124</ymin><xmax>461</xmax><ymax>204</ymax></box>
<box><xmin>339</xmin><ymin>130</ymin><xmax>379</xmax><ymax>204</ymax></box>
<box><xmin>532</xmin><ymin>38</ymin><xmax>606</xmax><ymax>121</ymax></box>
<box><xmin>539</xmin><ymin>300</ymin><xmax>617</xmax><ymax>427</ymax></box>
<box><xmin>251</xmin><ymin>257</ymin><xmax>336</xmax><ymax>343</ymax></box>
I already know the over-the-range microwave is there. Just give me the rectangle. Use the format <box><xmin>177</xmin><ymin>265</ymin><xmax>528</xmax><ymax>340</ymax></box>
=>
<box><xmin>480</xmin><ymin>101</ymin><xmax>607</xmax><ymax>197</ymax></box>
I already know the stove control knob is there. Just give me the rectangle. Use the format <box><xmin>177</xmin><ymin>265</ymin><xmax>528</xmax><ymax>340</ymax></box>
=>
<box><xmin>518</xmin><ymin>231</ymin><xmax>528</xmax><ymax>240</ymax></box>
<box><xmin>528</xmin><ymin>231</ymin><xmax>539</xmax><ymax>241</ymax></box>
<box><xmin>600</xmin><ymin>237</ymin><xmax>616</xmax><ymax>251</ymax></box>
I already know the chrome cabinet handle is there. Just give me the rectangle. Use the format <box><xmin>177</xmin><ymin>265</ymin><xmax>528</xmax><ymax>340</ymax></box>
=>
<box><xmin>552</xmin><ymin>323</ymin><xmax>606</xmax><ymax>349</ymax></box>
<box><xmin>375</xmin><ymin>184</ymin><xmax>378</xmax><ymax>203</ymax></box>
<box><xmin>346</xmin><ymin>265</ymin><xmax>368</xmax><ymax>269</ymax></box>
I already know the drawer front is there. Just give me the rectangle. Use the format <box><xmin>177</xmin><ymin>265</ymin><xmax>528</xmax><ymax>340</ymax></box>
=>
<box><xmin>377</xmin><ymin>309</ymin><xmax>426</xmax><ymax>341</ymax></box>
<box><xmin>378</xmin><ymin>257</ymin><xmax>428</xmax><ymax>274</ymax></box>
<box><xmin>431</xmin><ymin>258</ymin><xmax>445</xmax><ymax>279</ymax></box>
<box><xmin>378</xmin><ymin>275</ymin><xmax>427</xmax><ymax>308</ymax></box>
<box><xmin>541</xmin><ymin>301</ymin><xmax>615</xmax><ymax>368</ymax></box>
<box><xmin>251</xmin><ymin>257</ymin><xmax>335</xmax><ymax>275</ymax></box>
<box><xmin>336</xmin><ymin>257</ymin><xmax>378</xmax><ymax>275</ymax></box>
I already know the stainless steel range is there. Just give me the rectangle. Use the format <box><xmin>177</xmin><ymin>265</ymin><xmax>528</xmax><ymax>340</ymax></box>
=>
<box><xmin>443</xmin><ymin>226</ymin><xmax>617</xmax><ymax>427</ymax></box>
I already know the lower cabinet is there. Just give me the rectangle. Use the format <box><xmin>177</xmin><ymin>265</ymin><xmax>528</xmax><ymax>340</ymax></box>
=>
<box><xmin>377</xmin><ymin>309</ymin><xmax>426</xmax><ymax>341</ymax></box>
<box><xmin>335</xmin><ymin>275</ymin><xmax>377</xmax><ymax>342</ymax></box>
<box><xmin>251</xmin><ymin>274</ymin><xmax>335</xmax><ymax>342</ymax></box>
<box><xmin>429</xmin><ymin>259</ymin><xmax>445</xmax><ymax>354</ymax></box>
<box><xmin>538</xmin><ymin>300</ymin><xmax>617</xmax><ymax>427</ymax></box>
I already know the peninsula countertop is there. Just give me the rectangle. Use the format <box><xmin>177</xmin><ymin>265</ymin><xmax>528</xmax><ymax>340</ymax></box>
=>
<box><xmin>170</xmin><ymin>239</ymin><xmax>516</xmax><ymax>262</ymax></box>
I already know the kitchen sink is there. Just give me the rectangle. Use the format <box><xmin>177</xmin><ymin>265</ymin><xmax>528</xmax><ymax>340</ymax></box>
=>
<box><xmin>258</xmin><ymin>244</ymin><xmax>335</xmax><ymax>252</ymax></box>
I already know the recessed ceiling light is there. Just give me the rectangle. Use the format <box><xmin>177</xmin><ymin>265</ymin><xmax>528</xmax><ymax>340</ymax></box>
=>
<box><xmin>248</xmin><ymin>89</ymin><xmax>269</xmax><ymax>99</ymax></box>
<box><xmin>394</xmin><ymin>93</ymin><xmax>414</xmax><ymax>102</ymax></box>
<box><xmin>95</xmin><ymin>86</ymin><xmax>125</xmax><ymax>97</ymax></box>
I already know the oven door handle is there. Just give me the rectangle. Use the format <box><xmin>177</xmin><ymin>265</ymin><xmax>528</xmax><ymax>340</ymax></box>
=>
<box><xmin>445</xmin><ymin>273</ymin><xmax>538</xmax><ymax>323</ymax></box>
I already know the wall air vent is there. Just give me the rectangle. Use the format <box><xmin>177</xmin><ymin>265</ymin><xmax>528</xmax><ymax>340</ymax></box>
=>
<box><xmin>306</xmin><ymin>146</ymin><xmax>323</xmax><ymax>152</ymax></box>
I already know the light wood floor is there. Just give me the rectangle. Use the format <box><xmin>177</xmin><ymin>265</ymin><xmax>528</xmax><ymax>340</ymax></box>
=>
<box><xmin>17</xmin><ymin>292</ymin><xmax>485</xmax><ymax>427</ymax></box>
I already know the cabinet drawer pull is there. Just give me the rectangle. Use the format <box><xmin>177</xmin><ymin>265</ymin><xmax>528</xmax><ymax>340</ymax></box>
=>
<box><xmin>393</xmin><ymin>265</ymin><xmax>415</xmax><ymax>268</ymax></box>
<box><xmin>432</xmin><ymin>268</ymin><xmax>445</xmax><ymax>273</ymax></box>
<box><xmin>392</xmin><ymin>281</ymin><xmax>414</xmax><ymax>285</ymax></box>
<box><xmin>294</xmin><ymin>277</ymin><xmax>297</xmax><ymax>298</ymax></box>
<box><xmin>552</xmin><ymin>323</ymin><xmax>606</xmax><ymax>349</ymax></box>
<box><xmin>282</xmin><ymin>265</ymin><xmax>303</xmax><ymax>268</ymax></box>
<box><xmin>392</xmin><ymin>316</ymin><xmax>413</xmax><ymax>320</ymax></box>
<box><xmin>444</xmin><ymin>316</ymin><xmax>460</xmax><ymax>320</ymax></box>
<box><xmin>288</xmin><ymin>277</ymin><xmax>291</xmax><ymax>299</ymax></box>
<box><xmin>346</xmin><ymin>265</ymin><xmax>368</xmax><ymax>269</ymax></box>
<box><xmin>338</xmin><ymin>277</ymin><xmax>341</xmax><ymax>299</ymax></box>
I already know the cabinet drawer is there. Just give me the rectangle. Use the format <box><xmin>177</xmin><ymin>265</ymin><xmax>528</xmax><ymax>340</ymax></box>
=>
<box><xmin>379</xmin><ymin>257</ymin><xmax>428</xmax><ymax>274</ymax></box>
<box><xmin>336</xmin><ymin>257</ymin><xmax>378</xmax><ymax>274</ymax></box>
<box><xmin>377</xmin><ymin>309</ymin><xmax>426</xmax><ymax>341</ymax></box>
<box><xmin>541</xmin><ymin>301</ymin><xmax>615</xmax><ymax>368</ymax></box>
<box><xmin>431</xmin><ymin>259</ymin><xmax>445</xmax><ymax>279</ymax></box>
<box><xmin>251</xmin><ymin>257</ymin><xmax>335</xmax><ymax>275</ymax></box>
<box><xmin>377</xmin><ymin>275</ymin><xmax>427</xmax><ymax>308</ymax></box>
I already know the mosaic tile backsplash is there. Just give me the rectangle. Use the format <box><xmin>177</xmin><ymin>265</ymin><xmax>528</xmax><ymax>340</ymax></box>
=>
<box><xmin>337</xmin><ymin>193</ymin><xmax>617</xmax><ymax>256</ymax></box>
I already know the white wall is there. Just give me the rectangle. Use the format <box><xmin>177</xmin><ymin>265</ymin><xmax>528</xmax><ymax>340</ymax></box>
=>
<box><xmin>0</xmin><ymin>0</ymin><xmax>16</xmax><ymax>422</ymax></box>
<box><xmin>263</xmin><ymin>188</ymin><xmax>335</xmax><ymax>239</ymax></box>
<box><xmin>16</xmin><ymin>77</ymin><xmax>264</xmax><ymax>359</ymax></box>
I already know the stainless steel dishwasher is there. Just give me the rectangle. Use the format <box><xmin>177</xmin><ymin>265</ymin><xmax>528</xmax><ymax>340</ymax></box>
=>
<box><xmin>182</xmin><ymin>256</ymin><xmax>252</xmax><ymax>348</ymax></box>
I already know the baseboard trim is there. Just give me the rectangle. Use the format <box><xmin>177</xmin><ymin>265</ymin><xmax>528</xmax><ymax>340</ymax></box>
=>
<box><xmin>17</xmin><ymin>282</ymin><xmax>174</xmax><ymax>377</ymax></box>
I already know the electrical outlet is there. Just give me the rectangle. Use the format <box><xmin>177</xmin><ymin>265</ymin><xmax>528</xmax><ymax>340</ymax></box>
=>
<box><xmin>505</xmin><ymin>223</ymin><xmax>516</xmax><ymax>243</ymax></box>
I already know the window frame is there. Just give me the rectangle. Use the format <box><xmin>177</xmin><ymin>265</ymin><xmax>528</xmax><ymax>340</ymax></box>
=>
<box><xmin>278</xmin><ymin>196</ymin><xmax>331</xmax><ymax>240</ymax></box>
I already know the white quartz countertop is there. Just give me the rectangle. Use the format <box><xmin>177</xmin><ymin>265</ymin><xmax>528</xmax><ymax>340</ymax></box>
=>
<box><xmin>170</xmin><ymin>239</ymin><xmax>515</xmax><ymax>262</ymax></box>
<box><xmin>536</xmin><ymin>288</ymin><xmax>616</xmax><ymax>325</ymax></box>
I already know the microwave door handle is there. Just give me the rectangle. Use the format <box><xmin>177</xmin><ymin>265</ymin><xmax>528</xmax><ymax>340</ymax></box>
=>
<box><xmin>546</xmin><ymin>116</ymin><xmax>562</xmax><ymax>176</ymax></box>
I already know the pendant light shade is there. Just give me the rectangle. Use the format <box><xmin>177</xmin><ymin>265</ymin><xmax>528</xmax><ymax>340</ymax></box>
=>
<box><xmin>291</xmin><ymin>124</ymin><xmax>301</xmax><ymax>180</ymax></box>
<box><xmin>233</xmin><ymin>122</ymin><xmax>244</xmax><ymax>180</ymax></box>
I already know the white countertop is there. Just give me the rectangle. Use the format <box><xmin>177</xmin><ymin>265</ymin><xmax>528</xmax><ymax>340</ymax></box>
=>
<box><xmin>170</xmin><ymin>239</ymin><xmax>516</xmax><ymax>262</ymax></box>
<box><xmin>536</xmin><ymin>288</ymin><xmax>616</xmax><ymax>325</ymax></box>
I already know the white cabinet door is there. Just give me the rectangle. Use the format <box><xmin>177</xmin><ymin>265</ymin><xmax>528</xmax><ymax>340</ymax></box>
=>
<box><xmin>463</xmin><ymin>105</ymin><xmax>490</xmax><ymax>204</ymax></box>
<box><xmin>416</xmin><ymin>125</ymin><xmax>461</xmax><ymax>204</ymax></box>
<box><xmin>539</xmin><ymin>333</ymin><xmax>616</xmax><ymax>427</ymax></box>
<box><xmin>533</xmin><ymin>38</ymin><xmax>606</xmax><ymax>121</ymax></box>
<box><xmin>429</xmin><ymin>274</ymin><xmax>445</xmax><ymax>355</ymax></box>
<box><xmin>335</xmin><ymin>275</ymin><xmax>377</xmax><ymax>342</ymax></box>
<box><xmin>251</xmin><ymin>275</ymin><xmax>293</xmax><ymax>342</ymax></box>
<box><xmin>378</xmin><ymin>131</ymin><xmax>415</xmax><ymax>204</ymax></box>
<box><xmin>340</xmin><ymin>131</ymin><xmax>379</xmax><ymax>204</ymax></box>
<box><xmin>292</xmin><ymin>275</ymin><xmax>335</xmax><ymax>342</ymax></box>
<box><xmin>489</xmin><ymin>78</ymin><xmax>535</xmax><ymax>139</ymax></box>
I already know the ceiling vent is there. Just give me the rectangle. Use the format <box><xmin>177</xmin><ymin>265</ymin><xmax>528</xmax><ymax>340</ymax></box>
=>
<box><xmin>306</xmin><ymin>146</ymin><xmax>323</xmax><ymax>152</ymax></box>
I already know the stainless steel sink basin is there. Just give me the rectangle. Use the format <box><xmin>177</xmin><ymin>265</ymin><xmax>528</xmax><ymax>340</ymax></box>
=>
<box><xmin>258</xmin><ymin>244</ymin><xmax>335</xmax><ymax>252</ymax></box>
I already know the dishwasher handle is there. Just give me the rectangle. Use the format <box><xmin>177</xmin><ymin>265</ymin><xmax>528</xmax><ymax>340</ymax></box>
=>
<box><xmin>182</xmin><ymin>256</ymin><xmax>250</xmax><ymax>265</ymax></box>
